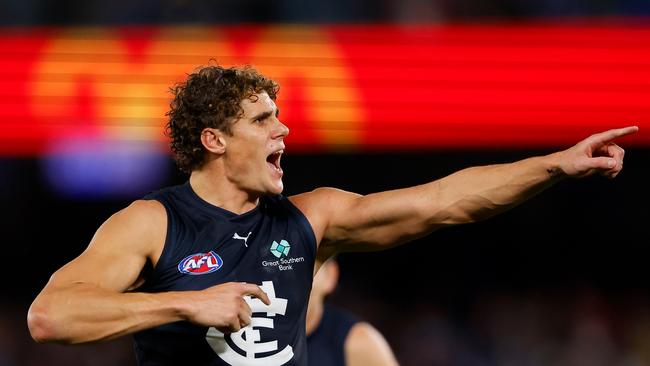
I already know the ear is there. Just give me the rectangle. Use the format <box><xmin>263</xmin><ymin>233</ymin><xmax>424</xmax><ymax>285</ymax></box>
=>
<box><xmin>320</xmin><ymin>260</ymin><xmax>340</xmax><ymax>296</ymax></box>
<box><xmin>200</xmin><ymin>128</ymin><xmax>226</xmax><ymax>155</ymax></box>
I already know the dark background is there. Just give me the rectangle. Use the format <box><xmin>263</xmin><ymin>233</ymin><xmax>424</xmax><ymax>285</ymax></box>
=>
<box><xmin>2</xmin><ymin>0</ymin><xmax>650</xmax><ymax>24</ymax></box>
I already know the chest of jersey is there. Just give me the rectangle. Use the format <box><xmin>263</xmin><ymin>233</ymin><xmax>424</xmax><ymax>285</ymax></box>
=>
<box><xmin>135</xmin><ymin>187</ymin><xmax>316</xmax><ymax>366</ymax></box>
<box><xmin>151</xmin><ymin>205</ymin><xmax>313</xmax><ymax>293</ymax></box>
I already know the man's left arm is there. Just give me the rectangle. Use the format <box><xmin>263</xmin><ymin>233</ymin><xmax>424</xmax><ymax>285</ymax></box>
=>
<box><xmin>291</xmin><ymin>126</ymin><xmax>637</xmax><ymax>255</ymax></box>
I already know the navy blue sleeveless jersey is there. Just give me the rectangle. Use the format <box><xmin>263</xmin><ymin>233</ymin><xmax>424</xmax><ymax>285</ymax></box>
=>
<box><xmin>306</xmin><ymin>304</ymin><xmax>361</xmax><ymax>366</ymax></box>
<box><xmin>133</xmin><ymin>182</ymin><xmax>317</xmax><ymax>366</ymax></box>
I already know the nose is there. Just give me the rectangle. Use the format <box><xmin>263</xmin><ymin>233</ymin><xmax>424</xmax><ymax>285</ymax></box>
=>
<box><xmin>274</xmin><ymin>119</ymin><xmax>289</xmax><ymax>139</ymax></box>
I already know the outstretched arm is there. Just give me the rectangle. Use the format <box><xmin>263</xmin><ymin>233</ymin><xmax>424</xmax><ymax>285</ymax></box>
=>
<box><xmin>27</xmin><ymin>200</ymin><xmax>269</xmax><ymax>344</ymax></box>
<box><xmin>292</xmin><ymin>126</ymin><xmax>637</xmax><ymax>254</ymax></box>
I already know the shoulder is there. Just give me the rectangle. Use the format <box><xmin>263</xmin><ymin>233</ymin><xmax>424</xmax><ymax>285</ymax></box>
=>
<box><xmin>288</xmin><ymin>188</ymin><xmax>361</xmax><ymax>254</ymax></box>
<box><xmin>345</xmin><ymin>322</ymin><xmax>399</xmax><ymax>366</ymax></box>
<box><xmin>291</xmin><ymin>187</ymin><xmax>359</xmax><ymax>202</ymax></box>
<box><xmin>91</xmin><ymin>199</ymin><xmax>167</xmax><ymax>256</ymax></box>
<box><xmin>114</xmin><ymin>199</ymin><xmax>167</xmax><ymax>241</ymax></box>
<box><xmin>113</xmin><ymin>199</ymin><xmax>167</xmax><ymax>227</ymax></box>
<box><xmin>289</xmin><ymin>187</ymin><xmax>361</xmax><ymax>219</ymax></box>
<box><xmin>346</xmin><ymin>322</ymin><xmax>384</xmax><ymax>348</ymax></box>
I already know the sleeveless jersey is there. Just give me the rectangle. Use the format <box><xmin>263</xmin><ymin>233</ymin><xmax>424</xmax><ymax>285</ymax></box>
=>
<box><xmin>306</xmin><ymin>304</ymin><xmax>361</xmax><ymax>366</ymax></box>
<box><xmin>133</xmin><ymin>182</ymin><xmax>317</xmax><ymax>366</ymax></box>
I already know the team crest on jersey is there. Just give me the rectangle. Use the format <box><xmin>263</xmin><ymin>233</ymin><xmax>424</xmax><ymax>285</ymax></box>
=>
<box><xmin>206</xmin><ymin>281</ymin><xmax>294</xmax><ymax>365</ymax></box>
<box><xmin>178</xmin><ymin>251</ymin><xmax>223</xmax><ymax>275</ymax></box>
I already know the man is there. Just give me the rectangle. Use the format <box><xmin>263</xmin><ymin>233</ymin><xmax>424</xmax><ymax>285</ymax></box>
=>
<box><xmin>27</xmin><ymin>65</ymin><xmax>636</xmax><ymax>366</ymax></box>
<box><xmin>306</xmin><ymin>259</ymin><xmax>398</xmax><ymax>365</ymax></box>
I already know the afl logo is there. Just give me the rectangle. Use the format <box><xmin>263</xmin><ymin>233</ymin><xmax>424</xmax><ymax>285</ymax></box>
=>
<box><xmin>178</xmin><ymin>251</ymin><xmax>223</xmax><ymax>275</ymax></box>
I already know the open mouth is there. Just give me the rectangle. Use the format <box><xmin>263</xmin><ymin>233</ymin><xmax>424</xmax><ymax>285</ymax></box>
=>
<box><xmin>266</xmin><ymin>150</ymin><xmax>283</xmax><ymax>174</ymax></box>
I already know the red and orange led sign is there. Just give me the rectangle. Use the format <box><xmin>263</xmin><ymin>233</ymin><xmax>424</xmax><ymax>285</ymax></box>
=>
<box><xmin>0</xmin><ymin>24</ymin><xmax>648</xmax><ymax>155</ymax></box>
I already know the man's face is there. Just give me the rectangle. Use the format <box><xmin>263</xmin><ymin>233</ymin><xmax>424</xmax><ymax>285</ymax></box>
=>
<box><xmin>222</xmin><ymin>91</ymin><xmax>289</xmax><ymax>195</ymax></box>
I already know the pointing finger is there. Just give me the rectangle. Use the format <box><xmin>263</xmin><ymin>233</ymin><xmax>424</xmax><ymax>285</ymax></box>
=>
<box><xmin>590</xmin><ymin>126</ymin><xmax>639</xmax><ymax>145</ymax></box>
<box><xmin>240</xmin><ymin>283</ymin><xmax>271</xmax><ymax>306</ymax></box>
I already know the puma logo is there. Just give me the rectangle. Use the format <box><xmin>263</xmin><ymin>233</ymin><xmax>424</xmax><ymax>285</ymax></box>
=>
<box><xmin>233</xmin><ymin>232</ymin><xmax>252</xmax><ymax>247</ymax></box>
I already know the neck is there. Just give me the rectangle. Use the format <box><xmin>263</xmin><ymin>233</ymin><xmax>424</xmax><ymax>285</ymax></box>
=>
<box><xmin>305</xmin><ymin>297</ymin><xmax>324</xmax><ymax>336</ymax></box>
<box><xmin>189</xmin><ymin>167</ymin><xmax>260</xmax><ymax>215</ymax></box>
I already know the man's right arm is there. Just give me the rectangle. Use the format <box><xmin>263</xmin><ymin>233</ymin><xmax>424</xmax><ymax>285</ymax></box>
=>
<box><xmin>27</xmin><ymin>200</ymin><xmax>269</xmax><ymax>344</ymax></box>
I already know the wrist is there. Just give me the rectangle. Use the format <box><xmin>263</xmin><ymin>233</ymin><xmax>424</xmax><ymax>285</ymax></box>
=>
<box><xmin>542</xmin><ymin>151</ymin><xmax>567</xmax><ymax>179</ymax></box>
<box><xmin>159</xmin><ymin>291</ymin><xmax>194</xmax><ymax>321</ymax></box>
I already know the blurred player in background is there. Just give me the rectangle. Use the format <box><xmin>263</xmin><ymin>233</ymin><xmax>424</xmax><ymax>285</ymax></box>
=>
<box><xmin>27</xmin><ymin>64</ymin><xmax>637</xmax><ymax>366</ymax></box>
<box><xmin>307</xmin><ymin>258</ymin><xmax>398</xmax><ymax>366</ymax></box>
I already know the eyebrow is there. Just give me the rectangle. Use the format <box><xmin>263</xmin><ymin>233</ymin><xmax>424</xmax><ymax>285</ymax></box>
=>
<box><xmin>250</xmin><ymin>107</ymin><xmax>280</xmax><ymax>122</ymax></box>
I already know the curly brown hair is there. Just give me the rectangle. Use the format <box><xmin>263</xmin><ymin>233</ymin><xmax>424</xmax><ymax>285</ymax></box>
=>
<box><xmin>165</xmin><ymin>65</ymin><xmax>279</xmax><ymax>173</ymax></box>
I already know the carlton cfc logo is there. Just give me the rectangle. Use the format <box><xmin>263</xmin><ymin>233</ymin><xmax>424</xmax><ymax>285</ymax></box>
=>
<box><xmin>178</xmin><ymin>251</ymin><xmax>223</xmax><ymax>275</ymax></box>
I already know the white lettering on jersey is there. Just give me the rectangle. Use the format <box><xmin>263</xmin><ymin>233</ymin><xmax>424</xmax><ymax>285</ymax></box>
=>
<box><xmin>183</xmin><ymin>255</ymin><xmax>220</xmax><ymax>271</ymax></box>
<box><xmin>205</xmin><ymin>281</ymin><xmax>293</xmax><ymax>365</ymax></box>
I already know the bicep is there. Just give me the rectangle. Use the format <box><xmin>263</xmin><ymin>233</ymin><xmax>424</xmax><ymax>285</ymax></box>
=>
<box><xmin>293</xmin><ymin>185</ymin><xmax>443</xmax><ymax>257</ymax></box>
<box><xmin>43</xmin><ymin>200</ymin><xmax>166</xmax><ymax>293</ymax></box>
<box><xmin>321</xmin><ymin>187</ymin><xmax>439</xmax><ymax>250</ymax></box>
<box><xmin>48</xmin><ymin>244</ymin><xmax>147</xmax><ymax>294</ymax></box>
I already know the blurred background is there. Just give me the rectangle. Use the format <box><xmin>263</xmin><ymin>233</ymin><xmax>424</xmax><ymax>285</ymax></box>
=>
<box><xmin>1</xmin><ymin>0</ymin><xmax>650</xmax><ymax>365</ymax></box>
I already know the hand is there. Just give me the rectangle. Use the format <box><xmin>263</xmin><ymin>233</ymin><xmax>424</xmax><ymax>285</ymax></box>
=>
<box><xmin>182</xmin><ymin>282</ymin><xmax>270</xmax><ymax>333</ymax></box>
<box><xmin>557</xmin><ymin>126</ymin><xmax>638</xmax><ymax>179</ymax></box>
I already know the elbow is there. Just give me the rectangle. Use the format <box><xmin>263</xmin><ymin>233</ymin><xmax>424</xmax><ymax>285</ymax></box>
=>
<box><xmin>27</xmin><ymin>305</ymin><xmax>53</xmax><ymax>343</ymax></box>
<box><xmin>27</xmin><ymin>301</ymin><xmax>66</xmax><ymax>344</ymax></box>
